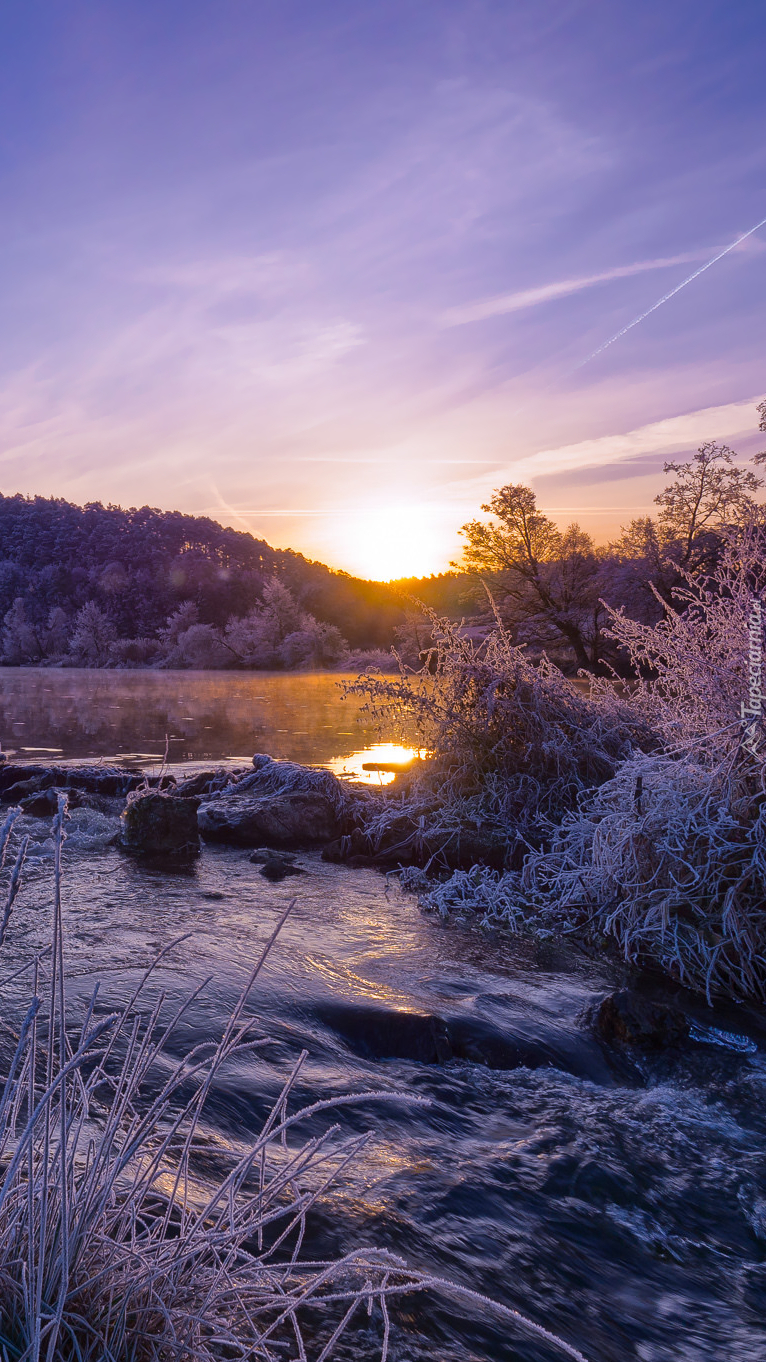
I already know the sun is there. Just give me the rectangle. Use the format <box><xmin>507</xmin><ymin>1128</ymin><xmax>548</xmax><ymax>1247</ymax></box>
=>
<box><xmin>337</xmin><ymin>504</ymin><xmax>453</xmax><ymax>581</ymax></box>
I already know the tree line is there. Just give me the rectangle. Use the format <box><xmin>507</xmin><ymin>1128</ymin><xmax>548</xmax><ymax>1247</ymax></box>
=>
<box><xmin>1</xmin><ymin>397</ymin><xmax>764</xmax><ymax>671</ymax></box>
<box><xmin>0</xmin><ymin>493</ymin><xmax>465</xmax><ymax>669</ymax></box>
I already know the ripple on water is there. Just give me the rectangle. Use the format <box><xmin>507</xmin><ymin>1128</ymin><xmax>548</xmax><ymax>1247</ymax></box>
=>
<box><xmin>2</xmin><ymin>837</ymin><xmax>766</xmax><ymax>1361</ymax></box>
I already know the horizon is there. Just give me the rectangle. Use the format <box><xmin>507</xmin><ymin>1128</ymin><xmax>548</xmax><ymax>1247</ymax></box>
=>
<box><xmin>0</xmin><ymin>2</ymin><xmax>764</xmax><ymax>579</ymax></box>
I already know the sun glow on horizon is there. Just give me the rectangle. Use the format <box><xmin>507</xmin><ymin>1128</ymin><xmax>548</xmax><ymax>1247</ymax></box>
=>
<box><xmin>335</xmin><ymin>503</ymin><xmax>457</xmax><ymax>581</ymax></box>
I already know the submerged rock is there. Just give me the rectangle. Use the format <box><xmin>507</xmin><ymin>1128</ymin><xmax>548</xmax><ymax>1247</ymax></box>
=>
<box><xmin>593</xmin><ymin>989</ymin><xmax>689</xmax><ymax>1050</ymax></box>
<box><xmin>249</xmin><ymin>846</ymin><xmax>305</xmax><ymax>880</ymax></box>
<box><xmin>120</xmin><ymin>790</ymin><xmax>200</xmax><ymax>859</ymax></box>
<box><xmin>315</xmin><ymin>1001</ymin><xmax>453</xmax><ymax>1064</ymax></box>
<box><xmin>259</xmin><ymin>856</ymin><xmax>306</xmax><ymax>882</ymax></box>
<box><xmin>313</xmin><ymin>1001</ymin><xmax>615</xmax><ymax>1081</ymax></box>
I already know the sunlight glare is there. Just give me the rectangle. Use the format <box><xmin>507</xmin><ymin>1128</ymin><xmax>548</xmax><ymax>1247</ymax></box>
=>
<box><xmin>325</xmin><ymin>742</ymin><xmax>427</xmax><ymax>785</ymax></box>
<box><xmin>338</xmin><ymin>504</ymin><xmax>451</xmax><ymax>581</ymax></box>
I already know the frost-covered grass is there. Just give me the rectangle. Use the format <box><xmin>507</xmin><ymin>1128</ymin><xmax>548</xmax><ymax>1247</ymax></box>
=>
<box><xmin>0</xmin><ymin>799</ymin><xmax>586</xmax><ymax>1362</ymax></box>
<box><xmin>347</xmin><ymin>610</ymin><xmax>648</xmax><ymax>843</ymax></box>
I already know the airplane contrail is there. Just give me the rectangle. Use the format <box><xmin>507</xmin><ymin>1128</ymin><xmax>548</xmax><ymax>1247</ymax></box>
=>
<box><xmin>578</xmin><ymin>214</ymin><xmax>766</xmax><ymax>367</ymax></box>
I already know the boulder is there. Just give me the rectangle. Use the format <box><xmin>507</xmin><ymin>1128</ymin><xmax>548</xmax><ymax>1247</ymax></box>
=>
<box><xmin>197</xmin><ymin>755</ymin><xmax>350</xmax><ymax>850</ymax></box>
<box><xmin>199</xmin><ymin>791</ymin><xmax>338</xmax><ymax>849</ymax></box>
<box><xmin>120</xmin><ymin>790</ymin><xmax>200</xmax><ymax>859</ymax></box>
<box><xmin>0</xmin><ymin>764</ymin><xmax>143</xmax><ymax>802</ymax></box>
<box><xmin>593</xmin><ymin>990</ymin><xmax>689</xmax><ymax>1050</ymax></box>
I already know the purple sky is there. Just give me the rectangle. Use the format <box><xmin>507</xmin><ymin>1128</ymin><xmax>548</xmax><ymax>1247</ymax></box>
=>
<box><xmin>0</xmin><ymin>1</ymin><xmax>764</xmax><ymax>578</ymax></box>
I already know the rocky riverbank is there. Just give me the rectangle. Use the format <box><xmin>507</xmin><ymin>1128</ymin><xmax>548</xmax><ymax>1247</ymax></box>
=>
<box><xmin>0</xmin><ymin>752</ymin><xmax>511</xmax><ymax>871</ymax></box>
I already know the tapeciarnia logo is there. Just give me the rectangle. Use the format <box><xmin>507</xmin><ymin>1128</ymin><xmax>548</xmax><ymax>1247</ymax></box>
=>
<box><xmin>741</xmin><ymin>598</ymin><xmax>763</xmax><ymax>755</ymax></box>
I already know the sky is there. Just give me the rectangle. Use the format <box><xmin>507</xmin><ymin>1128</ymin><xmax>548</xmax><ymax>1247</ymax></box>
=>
<box><xmin>0</xmin><ymin>1</ymin><xmax>764</xmax><ymax>580</ymax></box>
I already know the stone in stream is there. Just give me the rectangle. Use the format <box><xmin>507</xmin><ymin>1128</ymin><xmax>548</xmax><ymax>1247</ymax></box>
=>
<box><xmin>313</xmin><ymin>1001</ymin><xmax>615</xmax><ymax>1081</ymax></box>
<box><xmin>197</xmin><ymin>755</ymin><xmax>349</xmax><ymax>850</ymax></box>
<box><xmin>0</xmin><ymin>764</ymin><xmax>143</xmax><ymax>802</ymax></box>
<box><xmin>315</xmin><ymin>1001</ymin><xmax>453</xmax><ymax>1064</ymax></box>
<box><xmin>199</xmin><ymin>791</ymin><xmax>338</xmax><ymax>848</ymax></box>
<box><xmin>20</xmin><ymin>787</ymin><xmax>82</xmax><ymax>816</ymax></box>
<box><xmin>593</xmin><ymin>989</ymin><xmax>689</xmax><ymax>1049</ymax></box>
<box><xmin>120</xmin><ymin>789</ymin><xmax>200</xmax><ymax>859</ymax></box>
<box><xmin>248</xmin><ymin>848</ymin><xmax>305</xmax><ymax>881</ymax></box>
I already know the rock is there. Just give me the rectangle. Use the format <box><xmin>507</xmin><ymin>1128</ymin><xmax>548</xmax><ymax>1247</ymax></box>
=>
<box><xmin>258</xmin><ymin>856</ymin><xmax>305</xmax><ymax>882</ymax></box>
<box><xmin>197</xmin><ymin>756</ymin><xmax>349</xmax><ymax>849</ymax></box>
<box><xmin>0</xmin><ymin>763</ymin><xmax>143</xmax><ymax>802</ymax></box>
<box><xmin>20</xmin><ymin>787</ymin><xmax>82</xmax><ymax>817</ymax></box>
<box><xmin>120</xmin><ymin>790</ymin><xmax>200</xmax><ymax>859</ymax></box>
<box><xmin>249</xmin><ymin>847</ymin><xmax>305</xmax><ymax>879</ymax></box>
<box><xmin>315</xmin><ymin>1002</ymin><xmax>453</xmax><ymax>1064</ymax></box>
<box><xmin>249</xmin><ymin>847</ymin><xmax>296</xmax><ymax>863</ymax></box>
<box><xmin>199</xmin><ymin>791</ymin><xmax>338</xmax><ymax>849</ymax></box>
<box><xmin>593</xmin><ymin>990</ymin><xmax>689</xmax><ymax>1050</ymax></box>
<box><xmin>171</xmin><ymin>770</ymin><xmax>227</xmax><ymax>798</ymax></box>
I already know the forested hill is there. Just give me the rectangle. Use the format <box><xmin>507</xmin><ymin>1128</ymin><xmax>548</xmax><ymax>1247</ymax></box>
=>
<box><xmin>0</xmin><ymin>492</ymin><xmax>467</xmax><ymax>653</ymax></box>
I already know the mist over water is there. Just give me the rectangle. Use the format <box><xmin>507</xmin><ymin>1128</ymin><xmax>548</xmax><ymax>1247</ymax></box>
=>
<box><xmin>0</xmin><ymin>668</ymin><xmax>412</xmax><ymax>770</ymax></box>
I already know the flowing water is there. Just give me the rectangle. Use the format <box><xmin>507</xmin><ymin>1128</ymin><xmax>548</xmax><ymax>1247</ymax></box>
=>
<box><xmin>1</xmin><ymin>669</ymin><xmax>766</xmax><ymax>1360</ymax></box>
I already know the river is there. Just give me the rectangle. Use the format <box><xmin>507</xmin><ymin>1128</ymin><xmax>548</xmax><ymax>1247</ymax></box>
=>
<box><xmin>1</xmin><ymin>668</ymin><xmax>765</xmax><ymax>1360</ymax></box>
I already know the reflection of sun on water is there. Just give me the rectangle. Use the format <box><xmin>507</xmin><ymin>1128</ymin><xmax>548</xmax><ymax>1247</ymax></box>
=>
<box><xmin>325</xmin><ymin>742</ymin><xmax>427</xmax><ymax>785</ymax></box>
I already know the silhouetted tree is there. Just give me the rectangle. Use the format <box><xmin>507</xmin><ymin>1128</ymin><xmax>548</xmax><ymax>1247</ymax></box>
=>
<box><xmin>458</xmin><ymin>485</ymin><xmax>609</xmax><ymax>670</ymax></box>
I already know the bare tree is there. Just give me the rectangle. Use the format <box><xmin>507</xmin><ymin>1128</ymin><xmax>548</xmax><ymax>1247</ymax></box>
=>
<box><xmin>614</xmin><ymin>441</ymin><xmax>763</xmax><ymax>607</ymax></box>
<box><xmin>458</xmin><ymin>485</ymin><xmax>607</xmax><ymax>670</ymax></box>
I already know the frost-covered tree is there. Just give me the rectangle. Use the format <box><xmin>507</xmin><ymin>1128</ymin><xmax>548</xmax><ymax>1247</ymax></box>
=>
<box><xmin>614</xmin><ymin>442</ymin><xmax>763</xmax><ymax>608</ymax></box>
<box><xmin>1</xmin><ymin>599</ymin><xmax>43</xmax><ymax>664</ymax></box>
<box><xmin>45</xmin><ymin>607</ymin><xmax>70</xmax><ymax>659</ymax></box>
<box><xmin>224</xmin><ymin>580</ymin><xmax>348</xmax><ymax>669</ymax></box>
<box><xmin>68</xmin><ymin>602</ymin><xmax>116</xmax><ymax>667</ymax></box>
<box><xmin>280</xmin><ymin>619</ymin><xmax>346</xmax><ymax>668</ymax></box>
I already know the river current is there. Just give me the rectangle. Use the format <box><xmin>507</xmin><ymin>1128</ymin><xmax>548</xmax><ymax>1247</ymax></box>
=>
<box><xmin>1</xmin><ymin>669</ymin><xmax>765</xmax><ymax>1360</ymax></box>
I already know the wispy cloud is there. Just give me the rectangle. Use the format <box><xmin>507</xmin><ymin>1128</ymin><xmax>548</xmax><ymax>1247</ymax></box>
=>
<box><xmin>440</xmin><ymin>253</ymin><xmax>702</xmax><ymax>327</ymax></box>
<box><xmin>513</xmin><ymin>397</ymin><xmax>764</xmax><ymax>480</ymax></box>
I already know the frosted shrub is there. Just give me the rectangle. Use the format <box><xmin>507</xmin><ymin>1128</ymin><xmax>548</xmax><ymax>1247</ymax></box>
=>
<box><xmin>384</xmin><ymin>536</ymin><xmax>766</xmax><ymax>1002</ymax></box>
<box><xmin>601</xmin><ymin>522</ymin><xmax>766</xmax><ymax>753</ymax></box>
<box><xmin>68</xmin><ymin>601</ymin><xmax>117</xmax><ymax>667</ymax></box>
<box><xmin>400</xmin><ymin>864</ymin><xmax>528</xmax><ymax>929</ymax></box>
<box><xmin>519</xmin><ymin>746</ymin><xmax>766</xmax><ymax>1002</ymax></box>
<box><xmin>349</xmin><ymin>610</ymin><xmax>649</xmax><ymax>841</ymax></box>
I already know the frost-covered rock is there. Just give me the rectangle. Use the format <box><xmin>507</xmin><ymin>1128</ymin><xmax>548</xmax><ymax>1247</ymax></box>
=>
<box><xmin>197</xmin><ymin>755</ymin><xmax>350</xmax><ymax>849</ymax></box>
<box><xmin>121</xmin><ymin>790</ymin><xmax>200</xmax><ymax>858</ymax></box>
<box><xmin>199</xmin><ymin>791</ymin><xmax>339</xmax><ymax>849</ymax></box>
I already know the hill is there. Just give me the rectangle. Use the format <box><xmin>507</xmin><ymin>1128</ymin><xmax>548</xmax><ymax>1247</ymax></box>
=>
<box><xmin>0</xmin><ymin>492</ymin><xmax>470</xmax><ymax>663</ymax></box>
